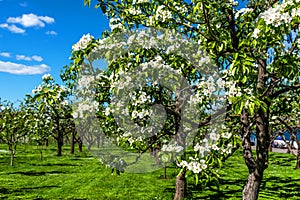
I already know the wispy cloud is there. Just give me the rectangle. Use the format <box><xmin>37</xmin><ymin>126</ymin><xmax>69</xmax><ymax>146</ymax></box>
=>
<box><xmin>7</xmin><ymin>13</ymin><xmax>55</xmax><ymax>28</ymax></box>
<box><xmin>0</xmin><ymin>52</ymin><xmax>11</xmax><ymax>58</ymax></box>
<box><xmin>0</xmin><ymin>61</ymin><xmax>50</xmax><ymax>75</ymax></box>
<box><xmin>19</xmin><ymin>2</ymin><xmax>28</xmax><ymax>7</ymax></box>
<box><xmin>45</xmin><ymin>30</ymin><xmax>57</xmax><ymax>35</ymax></box>
<box><xmin>16</xmin><ymin>54</ymin><xmax>43</xmax><ymax>62</ymax></box>
<box><xmin>0</xmin><ymin>23</ymin><xmax>25</xmax><ymax>34</ymax></box>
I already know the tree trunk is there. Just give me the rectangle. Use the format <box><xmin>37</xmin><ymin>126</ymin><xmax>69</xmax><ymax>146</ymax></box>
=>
<box><xmin>87</xmin><ymin>143</ymin><xmax>92</xmax><ymax>151</ymax></box>
<box><xmin>296</xmin><ymin>151</ymin><xmax>300</xmax><ymax>169</ymax></box>
<box><xmin>78</xmin><ymin>138</ymin><xmax>83</xmax><ymax>152</ymax></box>
<box><xmin>268</xmin><ymin>144</ymin><xmax>272</xmax><ymax>152</ymax></box>
<box><xmin>45</xmin><ymin>138</ymin><xmax>49</xmax><ymax>147</ymax></box>
<box><xmin>242</xmin><ymin>170</ymin><xmax>262</xmax><ymax>200</ymax></box>
<box><xmin>155</xmin><ymin>148</ymin><xmax>161</xmax><ymax>165</ymax></box>
<box><xmin>70</xmin><ymin>131</ymin><xmax>75</xmax><ymax>154</ymax></box>
<box><xmin>174</xmin><ymin>169</ymin><xmax>186</xmax><ymax>200</ymax></box>
<box><xmin>57</xmin><ymin>132</ymin><xmax>63</xmax><ymax>156</ymax></box>
<box><xmin>241</xmin><ymin>58</ymin><xmax>270</xmax><ymax>200</ymax></box>
<box><xmin>10</xmin><ymin>150</ymin><xmax>15</xmax><ymax>166</ymax></box>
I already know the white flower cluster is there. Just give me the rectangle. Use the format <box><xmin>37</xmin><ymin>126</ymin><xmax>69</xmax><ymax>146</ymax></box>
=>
<box><xmin>42</xmin><ymin>73</ymin><xmax>52</xmax><ymax>80</ymax></box>
<box><xmin>173</xmin><ymin>2</ymin><xmax>188</xmax><ymax>14</ymax></box>
<box><xmin>109</xmin><ymin>18</ymin><xmax>124</xmax><ymax>31</ymax></box>
<box><xmin>235</xmin><ymin>8</ymin><xmax>253</xmax><ymax>19</ymax></box>
<box><xmin>197</xmin><ymin>76</ymin><xmax>224</xmax><ymax>97</ymax></box>
<box><xmin>130</xmin><ymin>91</ymin><xmax>152</xmax><ymax>106</ymax></box>
<box><xmin>228</xmin><ymin>0</ymin><xmax>238</xmax><ymax>6</ymax></box>
<box><xmin>127</xmin><ymin>7</ymin><xmax>142</xmax><ymax>15</ymax></box>
<box><xmin>179</xmin><ymin>159</ymin><xmax>207</xmax><ymax>174</ymax></box>
<box><xmin>225</xmin><ymin>80</ymin><xmax>242</xmax><ymax>99</ymax></box>
<box><xmin>252</xmin><ymin>28</ymin><xmax>260</xmax><ymax>39</ymax></box>
<box><xmin>72</xmin><ymin>33</ymin><xmax>94</xmax><ymax>51</ymax></box>
<box><xmin>221</xmin><ymin>132</ymin><xmax>232</xmax><ymax>139</ymax></box>
<box><xmin>260</xmin><ymin>0</ymin><xmax>299</xmax><ymax>27</ymax></box>
<box><xmin>78</xmin><ymin>75</ymin><xmax>95</xmax><ymax>89</ymax></box>
<box><xmin>161</xmin><ymin>142</ymin><xmax>184</xmax><ymax>153</ymax></box>
<box><xmin>131</xmin><ymin>108</ymin><xmax>152</xmax><ymax>119</ymax></box>
<box><xmin>132</xmin><ymin>0</ymin><xmax>148</xmax><ymax>4</ymax></box>
<box><xmin>155</xmin><ymin>5</ymin><xmax>173</xmax><ymax>22</ymax></box>
<box><xmin>72</xmin><ymin>100</ymin><xmax>99</xmax><ymax>118</ymax></box>
<box><xmin>32</xmin><ymin>85</ymin><xmax>43</xmax><ymax>94</ymax></box>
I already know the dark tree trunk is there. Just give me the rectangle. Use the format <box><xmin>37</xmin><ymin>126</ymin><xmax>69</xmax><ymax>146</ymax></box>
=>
<box><xmin>45</xmin><ymin>138</ymin><xmax>49</xmax><ymax>147</ymax></box>
<box><xmin>174</xmin><ymin>169</ymin><xmax>186</xmax><ymax>200</ymax></box>
<box><xmin>242</xmin><ymin>58</ymin><xmax>270</xmax><ymax>200</ymax></box>
<box><xmin>57</xmin><ymin>132</ymin><xmax>63</xmax><ymax>156</ymax></box>
<box><xmin>70</xmin><ymin>131</ymin><xmax>75</xmax><ymax>154</ymax></box>
<box><xmin>56</xmin><ymin>117</ymin><xmax>63</xmax><ymax>156</ymax></box>
<box><xmin>78</xmin><ymin>138</ymin><xmax>83</xmax><ymax>152</ymax></box>
<box><xmin>241</xmin><ymin>108</ymin><xmax>269</xmax><ymax>200</ymax></box>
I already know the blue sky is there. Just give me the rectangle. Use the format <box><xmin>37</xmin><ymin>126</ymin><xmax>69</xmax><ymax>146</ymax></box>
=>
<box><xmin>0</xmin><ymin>0</ymin><xmax>109</xmax><ymax>103</ymax></box>
<box><xmin>0</xmin><ymin>0</ymin><xmax>248</xmax><ymax>104</ymax></box>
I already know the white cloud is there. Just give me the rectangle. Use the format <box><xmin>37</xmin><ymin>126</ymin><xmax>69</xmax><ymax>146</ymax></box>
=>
<box><xmin>16</xmin><ymin>54</ymin><xmax>31</xmax><ymax>61</ymax></box>
<box><xmin>0</xmin><ymin>60</ymin><xmax>50</xmax><ymax>75</ymax></box>
<box><xmin>32</xmin><ymin>55</ymin><xmax>43</xmax><ymax>62</ymax></box>
<box><xmin>0</xmin><ymin>23</ymin><xmax>25</xmax><ymax>33</ymax></box>
<box><xmin>7</xmin><ymin>13</ymin><xmax>55</xmax><ymax>28</ymax></box>
<box><xmin>45</xmin><ymin>30</ymin><xmax>57</xmax><ymax>35</ymax></box>
<box><xmin>0</xmin><ymin>52</ymin><xmax>11</xmax><ymax>58</ymax></box>
<box><xmin>16</xmin><ymin>54</ymin><xmax>44</xmax><ymax>62</ymax></box>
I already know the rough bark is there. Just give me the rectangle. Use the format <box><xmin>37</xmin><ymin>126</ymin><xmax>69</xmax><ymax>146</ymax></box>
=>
<box><xmin>243</xmin><ymin>170</ymin><xmax>262</xmax><ymax>200</ymax></box>
<box><xmin>242</xmin><ymin>58</ymin><xmax>270</xmax><ymax>200</ymax></box>
<box><xmin>173</xmin><ymin>88</ymin><xmax>187</xmax><ymax>200</ymax></box>
<box><xmin>174</xmin><ymin>169</ymin><xmax>186</xmax><ymax>200</ymax></box>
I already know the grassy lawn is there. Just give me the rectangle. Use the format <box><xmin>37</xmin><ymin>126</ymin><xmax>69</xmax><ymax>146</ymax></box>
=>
<box><xmin>0</xmin><ymin>144</ymin><xmax>300</xmax><ymax>199</ymax></box>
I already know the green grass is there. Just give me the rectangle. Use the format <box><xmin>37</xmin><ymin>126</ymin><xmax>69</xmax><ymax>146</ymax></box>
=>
<box><xmin>1</xmin><ymin>144</ymin><xmax>300</xmax><ymax>199</ymax></box>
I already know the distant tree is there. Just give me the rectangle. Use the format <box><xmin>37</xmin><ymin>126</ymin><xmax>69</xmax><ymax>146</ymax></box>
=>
<box><xmin>0</xmin><ymin>100</ymin><xmax>29</xmax><ymax>166</ymax></box>
<box><xmin>29</xmin><ymin>74</ymin><xmax>73</xmax><ymax>156</ymax></box>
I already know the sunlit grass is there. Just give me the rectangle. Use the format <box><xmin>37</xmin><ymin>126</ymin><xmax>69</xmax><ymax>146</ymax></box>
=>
<box><xmin>0</xmin><ymin>144</ymin><xmax>300</xmax><ymax>199</ymax></box>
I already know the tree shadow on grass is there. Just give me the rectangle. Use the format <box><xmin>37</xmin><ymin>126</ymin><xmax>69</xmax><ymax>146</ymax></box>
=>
<box><xmin>0</xmin><ymin>185</ymin><xmax>59</xmax><ymax>195</ymax></box>
<box><xmin>260</xmin><ymin>176</ymin><xmax>300</xmax><ymax>198</ymax></box>
<box><xmin>31</xmin><ymin>163</ymin><xmax>78</xmax><ymax>167</ymax></box>
<box><xmin>7</xmin><ymin>170</ymin><xmax>66</xmax><ymax>176</ymax></box>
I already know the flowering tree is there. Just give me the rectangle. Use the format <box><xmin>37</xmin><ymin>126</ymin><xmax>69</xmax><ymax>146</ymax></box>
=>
<box><xmin>62</xmin><ymin>16</ymin><xmax>236</xmax><ymax>200</ymax></box>
<box><xmin>24</xmin><ymin>98</ymin><xmax>54</xmax><ymax>160</ymax></box>
<box><xmin>269</xmin><ymin>90</ymin><xmax>300</xmax><ymax>167</ymax></box>
<box><xmin>61</xmin><ymin>0</ymin><xmax>300</xmax><ymax>199</ymax></box>
<box><xmin>29</xmin><ymin>74</ymin><xmax>73</xmax><ymax>156</ymax></box>
<box><xmin>0</xmin><ymin>100</ymin><xmax>29</xmax><ymax>166</ymax></box>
